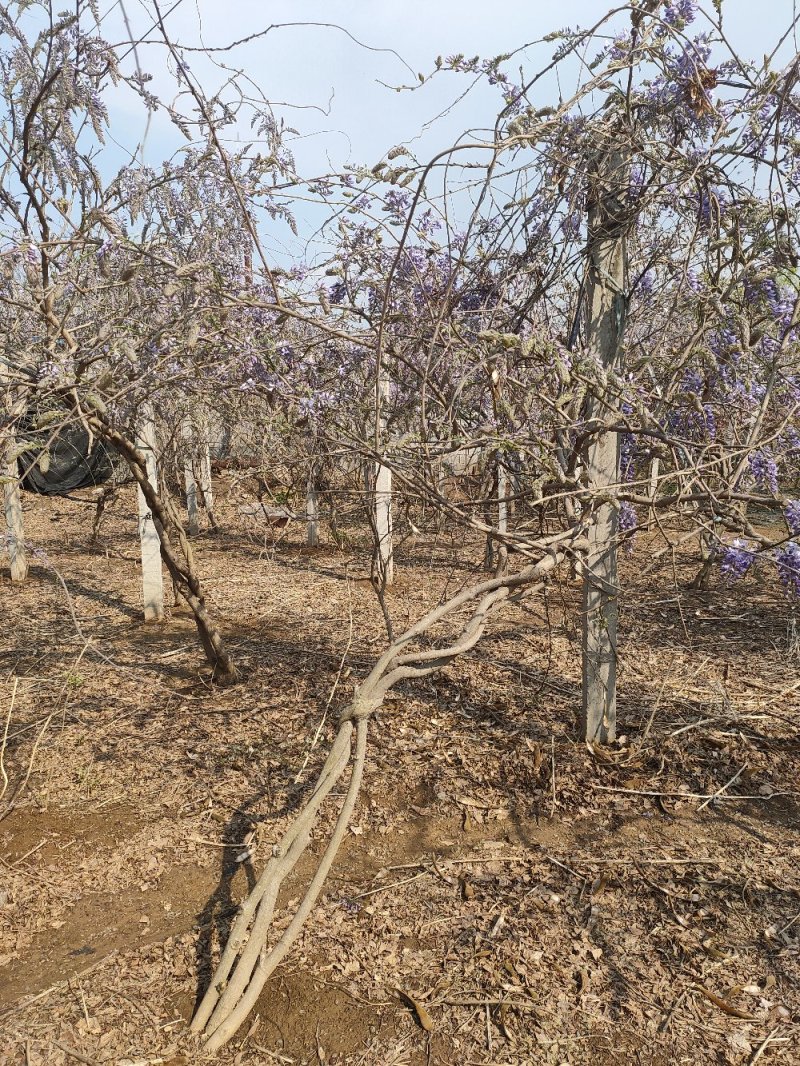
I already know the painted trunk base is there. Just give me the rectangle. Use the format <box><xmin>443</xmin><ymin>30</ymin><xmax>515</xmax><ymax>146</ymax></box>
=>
<box><xmin>3</xmin><ymin>462</ymin><xmax>28</xmax><ymax>582</ymax></box>
<box><xmin>375</xmin><ymin>462</ymin><xmax>393</xmax><ymax>586</ymax></box>
<box><xmin>136</xmin><ymin>417</ymin><xmax>164</xmax><ymax>622</ymax></box>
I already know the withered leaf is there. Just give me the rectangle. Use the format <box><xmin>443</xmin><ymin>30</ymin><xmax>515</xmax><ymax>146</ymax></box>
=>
<box><xmin>693</xmin><ymin>984</ymin><xmax>756</xmax><ymax>1020</ymax></box>
<box><xmin>395</xmin><ymin>988</ymin><xmax>434</xmax><ymax>1031</ymax></box>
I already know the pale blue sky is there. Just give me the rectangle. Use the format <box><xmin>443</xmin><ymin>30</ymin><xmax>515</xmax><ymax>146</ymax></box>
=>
<box><xmin>99</xmin><ymin>1</ymin><xmax>799</xmax><ymax>259</ymax></box>
<box><xmin>106</xmin><ymin>1</ymin><xmax>799</xmax><ymax>161</ymax></box>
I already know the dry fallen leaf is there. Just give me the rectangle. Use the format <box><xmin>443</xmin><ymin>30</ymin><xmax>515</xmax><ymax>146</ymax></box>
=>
<box><xmin>693</xmin><ymin>984</ymin><xmax>756</xmax><ymax>1020</ymax></box>
<box><xmin>396</xmin><ymin>988</ymin><xmax>435</xmax><ymax>1031</ymax></box>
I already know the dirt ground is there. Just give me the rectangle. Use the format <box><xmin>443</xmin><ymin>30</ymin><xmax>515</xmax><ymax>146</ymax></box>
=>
<box><xmin>0</xmin><ymin>479</ymin><xmax>798</xmax><ymax>1066</ymax></box>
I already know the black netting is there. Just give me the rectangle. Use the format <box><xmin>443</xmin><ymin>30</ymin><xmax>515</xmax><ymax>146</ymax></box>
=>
<box><xmin>19</xmin><ymin>420</ymin><xmax>114</xmax><ymax>495</ymax></box>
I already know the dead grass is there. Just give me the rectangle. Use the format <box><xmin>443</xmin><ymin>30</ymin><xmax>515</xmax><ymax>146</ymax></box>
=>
<box><xmin>0</xmin><ymin>481</ymin><xmax>798</xmax><ymax>1065</ymax></box>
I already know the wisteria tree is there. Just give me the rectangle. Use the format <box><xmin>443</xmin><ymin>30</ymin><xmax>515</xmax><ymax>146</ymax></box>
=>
<box><xmin>1</xmin><ymin>0</ymin><xmax>799</xmax><ymax>1054</ymax></box>
<box><xmin>188</xmin><ymin>1</ymin><xmax>799</xmax><ymax>1050</ymax></box>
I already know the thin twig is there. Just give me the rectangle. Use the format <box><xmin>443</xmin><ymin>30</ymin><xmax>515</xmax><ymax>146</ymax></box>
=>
<box><xmin>0</xmin><ymin>952</ymin><xmax>119</xmax><ymax>1023</ymax></box>
<box><xmin>777</xmin><ymin>911</ymin><xmax>800</xmax><ymax>937</ymax></box>
<box><xmin>697</xmin><ymin>764</ymin><xmax>748</xmax><ymax>811</ymax></box>
<box><xmin>0</xmin><ymin>677</ymin><xmax>18</xmax><ymax>801</ymax></box>
<box><xmin>592</xmin><ymin>785</ymin><xmax>794</xmax><ymax>801</ymax></box>
<box><xmin>52</xmin><ymin>1039</ymin><xmax>98</xmax><ymax>1065</ymax></box>
<box><xmin>550</xmin><ymin>734</ymin><xmax>556</xmax><ymax>816</ymax></box>
<box><xmin>749</xmin><ymin>1028</ymin><xmax>785</xmax><ymax>1065</ymax></box>
<box><xmin>294</xmin><ymin>584</ymin><xmax>354</xmax><ymax>784</ymax></box>
<box><xmin>350</xmin><ymin>872</ymin><xmax>429</xmax><ymax>900</ymax></box>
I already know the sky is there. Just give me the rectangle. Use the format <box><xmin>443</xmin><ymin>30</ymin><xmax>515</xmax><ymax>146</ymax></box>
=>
<box><xmin>96</xmin><ymin>0</ymin><xmax>800</xmax><ymax>261</ymax></box>
<box><xmin>105</xmin><ymin>1</ymin><xmax>800</xmax><ymax>161</ymax></box>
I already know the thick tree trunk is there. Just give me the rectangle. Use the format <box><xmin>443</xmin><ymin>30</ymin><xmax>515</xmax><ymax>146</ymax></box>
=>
<box><xmin>581</xmin><ymin>144</ymin><xmax>630</xmax><ymax>744</ymax></box>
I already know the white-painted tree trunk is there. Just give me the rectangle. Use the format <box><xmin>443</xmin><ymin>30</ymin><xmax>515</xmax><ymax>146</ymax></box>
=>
<box><xmin>581</xmin><ymin>145</ymin><xmax>630</xmax><ymax>745</ymax></box>
<box><xmin>182</xmin><ymin>418</ymin><xmax>199</xmax><ymax>536</ymax></box>
<box><xmin>183</xmin><ymin>421</ymin><xmax>200</xmax><ymax>538</ymax></box>
<box><xmin>2</xmin><ymin>382</ymin><xmax>29</xmax><ymax>582</ymax></box>
<box><xmin>498</xmin><ymin>461</ymin><xmax>508</xmax><ymax>537</ymax></box>
<box><xmin>375</xmin><ymin>461</ymin><xmax>393</xmax><ymax>585</ymax></box>
<box><xmin>3</xmin><ymin>457</ymin><xmax>27</xmax><ymax>582</ymax></box>
<box><xmin>184</xmin><ymin>460</ymin><xmax>199</xmax><ymax>537</ymax></box>
<box><xmin>375</xmin><ymin>368</ymin><xmax>393</xmax><ymax>586</ymax></box>
<box><xmin>306</xmin><ymin>472</ymin><xmax>319</xmax><ymax>548</ymax></box>
<box><xmin>199</xmin><ymin>442</ymin><xmax>214</xmax><ymax>519</ymax></box>
<box><xmin>136</xmin><ymin>412</ymin><xmax>164</xmax><ymax>622</ymax></box>
<box><xmin>648</xmin><ymin>456</ymin><xmax>660</xmax><ymax>524</ymax></box>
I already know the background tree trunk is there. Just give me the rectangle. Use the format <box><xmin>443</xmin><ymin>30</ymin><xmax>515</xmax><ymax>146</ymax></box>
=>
<box><xmin>93</xmin><ymin>414</ymin><xmax>238</xmax><ymax>682</ymax></box>
<box><xmin>197</xmin><ymin>435</ymin><xmax>218</xmax><ymax>530</ymax></box>
<box><xmin>2</xmin><ymin>383</ymin><xmax>29</xmax><ymax>582</ymax></box>
<box><xmin>3</xmin><ymin>456</ymin><xmax>27</xmax><ymax>582</ymax></box>
<box><xmin>375</xmin><ymin>461</ymin><xmax>393</xmax><ymax>584</ymax></box>
<box><xmin>136</xmin><ymin>409</ymin><xmax>165</xmax><ymax>622</ymax></box>
<box><xmin>306</xmin><ymin>468</ymin><xmax>319</xmax><ymax>547</ymax></box>
<box><xmin>375</xmin><ymin>369</ymin><xmax>393</xmax><ymax>585</ymax></box>
<box><xmin>182</xmin><ymin>418</ymin><xmax>200</xmax><ymax>537</ymax></box>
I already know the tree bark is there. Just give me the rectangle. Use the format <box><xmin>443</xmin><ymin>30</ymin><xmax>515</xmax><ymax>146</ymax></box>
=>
<box><xmin>581</xmin><ymin>143</ymin><xmax>630</xmax><ymax>744</ymax></box>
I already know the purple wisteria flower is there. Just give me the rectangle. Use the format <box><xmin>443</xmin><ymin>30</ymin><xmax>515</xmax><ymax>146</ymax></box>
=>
<box><xmin>785</xmin><ymin>500</ymin><xmax>800</xmax><ymax>537</ymax></box>
<box><xmin>619</xmin><ymin>502</ymin><xmax>638</xmax><ymax>554</ymax></box>
<box><xmin>681</xmin><ymin>268</ymin><xmax>703</xmax><ymax>294</ymax></box>
<box><xmin>663</xmin><ymin>1</ymin><xmax>698</xmax><ymax>27</ymax></box>
<box><xmin>720</xmin><ymin>538</ymin><xmax>755</xmax><ymax>581</ymax></box>
<box><xmin>749</xmin><ymin>450</ymin><xmax>779</xmax><ymax>495</ymax></box>
<box><xmin>329</xmin><ymin>281</ymin><xmax>347</xmax><ymax>304</ymax></box>
<box><xmin>1</xmin><ymin>533</ymin><xmax>50</xmax><ymax>566</ymax></box>
<box><xmin>637</xmin><ymin>270</ymin><xmax>655</xmax><ymax>296</ymax></box>
<box><xmin>775</xmin><ymin>543</ymin><xmax>800</xmax><ymax>598</ymax></box>
<box><xmin>619</xmin><ymin>502</ymin><xmax>638</xmax><ymax>533</ymax></box>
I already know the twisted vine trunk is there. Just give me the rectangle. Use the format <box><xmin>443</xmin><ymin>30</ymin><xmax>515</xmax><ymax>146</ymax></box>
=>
<box><xmin>192</xmin><ymin>533</ymin><xmax>586</xmax><ymax>1052</ymax></box>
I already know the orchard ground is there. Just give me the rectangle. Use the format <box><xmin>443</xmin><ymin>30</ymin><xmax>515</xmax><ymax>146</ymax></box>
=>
<box><xmin>0</xmin><ymin>479</ymin><xmax>798</xmax><ymax>1066</ymax></box>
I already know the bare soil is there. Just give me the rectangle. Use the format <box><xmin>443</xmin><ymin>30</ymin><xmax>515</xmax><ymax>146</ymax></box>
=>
<box><xmin>0</xmin><ymin>480</ymin><xmax>798</xmax><ymax>1065</ymax></box>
